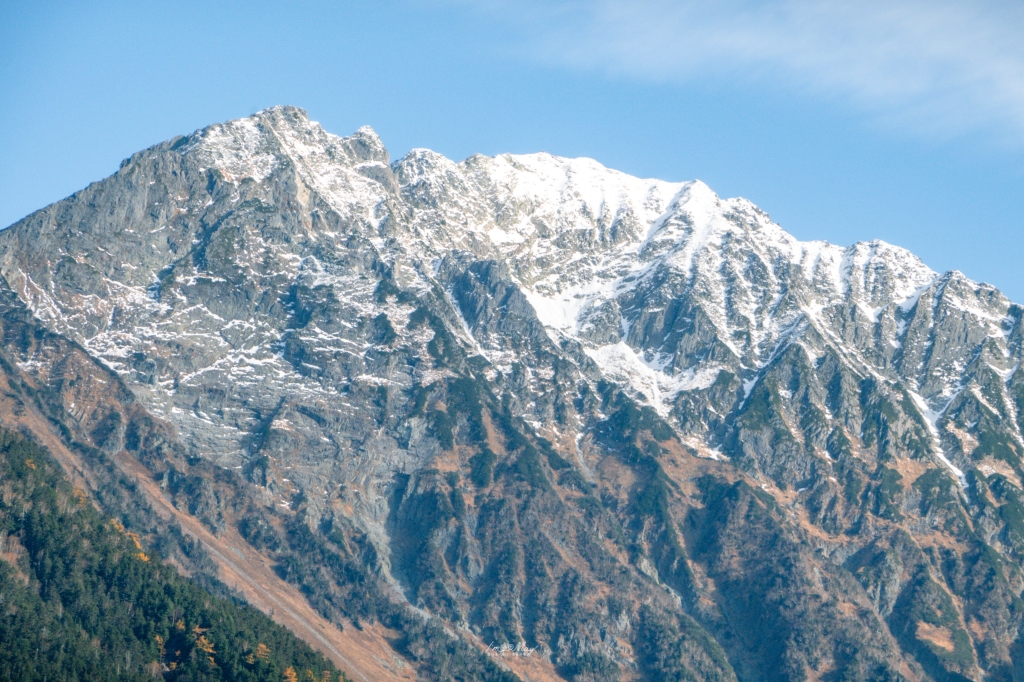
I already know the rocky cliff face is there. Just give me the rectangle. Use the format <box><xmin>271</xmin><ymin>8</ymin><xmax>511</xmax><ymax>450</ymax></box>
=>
<box><xmin>2</xmin><ymin>105</ymin><xmax>1024</xmax><ymax>681</ymax></box>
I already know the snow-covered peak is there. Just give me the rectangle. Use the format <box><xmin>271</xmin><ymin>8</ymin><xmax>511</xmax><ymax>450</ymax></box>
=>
<box><xmin>472</xmin><ymin>151</ymin><xmax>683</xmax><ymax>220</ymax></box>
<box><xmin>175</xmin><ymin>108</ymin><xmax>939</xmax><ymax>330</ymax></box>
<box><xmin>392</xmin><ymin>147</ymin><xmax>688</xmax><ymax>287</ymax></box>
<box><xmin>354</xmin><ymin>124</ymin><xmax>384</xmax><ymax>143</ymax></box>
<box><xmin>180</xmin><ymin>106</ymin><xmax>390</xmax><ymax>187</ymax></box>
<box><xmin>839</xmin><ymin>239</ymin><xmax>936</xmax><ymax>307</ymax></box>
<box><xmin>394</xmin><ymin>148</ymin><xmax>467</xmax><ymax>195</ymax></box>
<box><xmin>180</xmin><ymin>110</ymin><xmax>285</xmax><ymax>183</ymax></box>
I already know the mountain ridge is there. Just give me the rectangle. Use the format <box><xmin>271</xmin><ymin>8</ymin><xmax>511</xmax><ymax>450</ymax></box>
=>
<box><xmin>2</xmin><ymin>105</ymin><xmax>1023</xmax><ymax>681</ymax></box>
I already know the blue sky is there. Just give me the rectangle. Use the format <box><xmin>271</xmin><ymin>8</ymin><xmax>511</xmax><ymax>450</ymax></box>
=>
<box><xmin>2</xmin><ymin>0</ymin><xmax>1022</xmax><ymax>300</ymax></box>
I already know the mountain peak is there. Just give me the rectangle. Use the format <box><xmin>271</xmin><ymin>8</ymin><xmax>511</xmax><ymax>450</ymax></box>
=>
<box><xmin>344</xmin><ymin>124</ymin><xmax>389</xmax><ymax>165</ymax></box>
<box><xmin>173</xmin><ymin>107</ymin><xmax>391</xmax><ymax>185</ymax></box>
<box><xmin>253</xmin><ymin>104</ymin><xmax>310</xmax><ymax>122</ymax></box>
<box><xmin>249</xmin><ymin>108</ymin><xmax>390</xmax><ymax>165</ymax></box>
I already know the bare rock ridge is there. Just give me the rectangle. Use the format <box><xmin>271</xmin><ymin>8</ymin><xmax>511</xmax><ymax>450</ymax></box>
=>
<box><xmin>2</xmin><ymin>105</ymin><xmax>1024</xmax><ymax>681</ymax></box>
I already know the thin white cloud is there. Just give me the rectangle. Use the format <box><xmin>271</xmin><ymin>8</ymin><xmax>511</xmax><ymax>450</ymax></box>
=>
<box><xmin>452</xmin><ymin>0</ymin><xmax>1024</xmax><ymax>141</ymax></box>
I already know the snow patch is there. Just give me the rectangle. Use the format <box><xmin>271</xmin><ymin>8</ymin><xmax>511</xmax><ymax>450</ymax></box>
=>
<box><xmin>908</xmin><ymin>390</ymin><xmax>967</xmax><ymax>488</ymax></box>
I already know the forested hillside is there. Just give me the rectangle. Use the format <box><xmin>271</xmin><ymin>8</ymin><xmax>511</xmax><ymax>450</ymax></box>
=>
<box><xmin>0</xmin><ymin>428</ymin><xmax>346</xmax><ymax>682</ymax></box>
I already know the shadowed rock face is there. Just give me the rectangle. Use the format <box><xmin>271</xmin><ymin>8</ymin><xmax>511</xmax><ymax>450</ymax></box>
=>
<box><xmin>2</xmin><ymin>105</ymin><xmax>1024</xmax><ymax>681</ymax></box>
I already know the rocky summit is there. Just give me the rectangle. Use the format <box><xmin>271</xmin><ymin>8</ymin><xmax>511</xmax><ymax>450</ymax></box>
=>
<box><xmin>2</xmin><ymin>105</ymin><xmax>1024</xmax><ymax>681</ymax></box>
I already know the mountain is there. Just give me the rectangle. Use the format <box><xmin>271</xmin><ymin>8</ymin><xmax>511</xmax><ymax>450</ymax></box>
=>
<box><xmin>1</xmin><ymin>105</ymin><xmax>1023</xmax><ymax>681</ymax></box>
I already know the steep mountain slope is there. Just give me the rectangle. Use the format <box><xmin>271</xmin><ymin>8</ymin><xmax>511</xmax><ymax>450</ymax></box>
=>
<box><xmin>2</xmin><ymin>106</ymin><xmax>1024</xmax><ymax>681</ymax></box>
<box><xmin>0</xmin><ymin>427</ymin><xmax>347</xmax><ymax>681</ymax></box>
